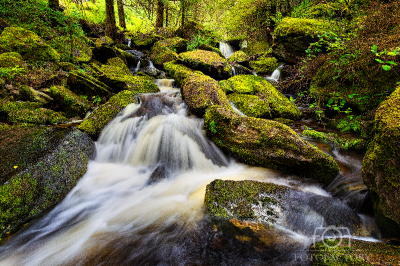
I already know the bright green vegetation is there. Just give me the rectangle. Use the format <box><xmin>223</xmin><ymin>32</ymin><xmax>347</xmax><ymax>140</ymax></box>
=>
<box><xmin>302</xmin><ymin>129</ymin><xmax>367</xmax><ymax>151</ymax></box>
<box><xmin>228</xmin><ymin>93</ymin><xmax>272</xmax><ymax>118</ymax></box>
<box><xmin>163</xmin><ymin>60</ymin><xmax>204</xmax><ymax>87</ymax></box>
<box><xmin>150</xmin><ymin>42</ymin><xmax>179</xmax><ymax>67</ymax></box>
<box><xmin>228</xmin><ymin>51</ymin><xmax>247</xmax><ymax>63</ymax></box>
<box><xmin>204</xmin><ymin>105</ymin><xmax>339</xmax><ymax>185</ymax></box>
<box><xmin>0</xmin><ymin>52</ymin><xmax>23</xmax><ymax>68</ymax></box>
<box><xmin>249</xmin><ymin>56</ymin><xmax>280</xmax><ymax>75</ymax></box>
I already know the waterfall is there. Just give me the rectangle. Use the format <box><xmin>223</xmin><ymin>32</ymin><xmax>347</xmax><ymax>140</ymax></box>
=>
<box><xmin>266</xmin><ymin>64</ymin><xmax>284</xmax><ymax>82</ymax></box>
<box><xmin>156</xmin><ymin>79</ymin><xmax>175</xmax><ymax>91</ymax></box>
<box><xmin>229</xmin><ymin>101</ymin><xmax>247</xmax><ymax>117</ymax></box>
<box><xmin>219</xmin><ymin>41</ymin><xmax>236</xmax><ymax>59</ymax></box>
<box><xmin>231</xmin><ymin>66</ymin><xmax>236</xmax><ymax>77</ymax></box>
<box><xmin>134</xmin><ymin>60</ymin><xmax>141</xmax><ymax>72</ymax></box>
<box><xmin>127</xmin><ymin>39</ymin><xmax>131</xmax><ymax>47</ymax></box>
<box><xmin>148</xmin><ymin>60</ymin><xmax>155</xmax><ymax>69</ymax></box>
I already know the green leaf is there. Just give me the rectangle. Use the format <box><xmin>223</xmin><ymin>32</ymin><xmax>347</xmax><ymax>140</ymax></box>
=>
<box><xmin>382</xmin><ymin>65</ymin><xmax>392</xmax><ymax>71</ymax></box>
<box><xmin>328</xmin><ymin>98</ymin><xmax>334</xmax><ymax>105</ymax></box>
<box><xmin>371</xmin><ymin>45</ymin><xmax>378</xmax><ymax>53</ymax></box>
<box><xmin>375</xmin><ymin>59</ymin><xmax>384</xmax><ymax>64</ymax></box>
<box><xmin>387</xmin><ymin>52</ymin><xmax>397</xmax><ymax>56</ymax></box>
<box><xmin>340</xmin><ymin>100</ymin><xmax>346</xmax><ymax>106</ymax></box>
<box><xmin>386</xmin><ymin>61</ymin><xmax>398</xmax><ymax>65</ymax></box>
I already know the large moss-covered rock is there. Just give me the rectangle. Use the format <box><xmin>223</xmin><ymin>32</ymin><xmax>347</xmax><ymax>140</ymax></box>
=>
<box><xmin>204</xmin><ymin>106</ymin><xmax>339</xmax><ymax>184</ymax></box>
<box><xmin>78</xmin><ymin>90</ymin><xmax>138</xmax><ymax>139</ymax></box>
<box><xmin>0</xmin><ymin>27</ymin><xmax>60</xmax><ymax>62</ymax></box>
<box><xmin>129</xmin><ymin>33</ymin><xmax>164</xmax><ymax>50</ymax></box>
<box><xmin>163</xmin><ymin>60</ymin><xmax>203</xmax><ymax>87</ymax></box>
<box><xmin>0</xmin><ymin>52</ymin><xmax>23</xmax><ymax>68</ymax></box>
<box><xmin>66</xmin><ymin>70</ymin><xmax>112</xmax><ymax>98</ymax></box>
<box><xmin>182</xmin><ymin>73</ymin><xmax>231</xmax><ymax>117</ymax></box>
<box><xmin>220</xmin><ymin>75</ymin><xmax>302</xmax><ymax>120</ymax></box>
<box><xmin>150</xmin><ymin>42</ymin><xmax>179</xmax><ymax>67</ymax></box>
<box><xmin>227</xmin><ymin>93</ymin><xmax>272</xmax><ymax>118</ymax></box>
<box><xmin>0</xmin><ymin>100</ymin><xmax>67</xmax><ymax>125</ymax></box>
<box><xmin>362</xmin><ymin>86</ymin><xmax>400</xmax><ymax>237</ymax></box>
<box><xmin>309</xmin><ymin>239</ymin><xmax>400</xmax><ymax>266</ymax></box>
<box><xmin>157</xmin><ymin>37</ymin><xmax>188</xmax><ymax>53</ymax></box>
<box><xmin>0</xmin><ymin>127</ymin><xmax>95</xmax><ymax>242</ymax></box>
<box><xmin>273</xmin><ymin>17</ymin><xmax>334</xmax><ymax>64</ymax></box>
<box><xmin>227</xmin><ymin>50</ymin><xmax>247</xmax><ymax>63</ymax></box>
<box><xmin>179</xmin><ymin>50</ymin><xmax>232</xmax><ymax>80</ymax></box>
<box><xmin>106</xmin><ymin>57</ymin><xmax>131</xmax><ymax>75</ymax></box>
<box><xmin>48</xmin><ymin>86</ymin><xmax>91</xmax><ymax>118</ymax></box>
<box><xmin>249</xmin><ymin>56</ymin><xmax>280</xmax><ymax>75</ymax></box>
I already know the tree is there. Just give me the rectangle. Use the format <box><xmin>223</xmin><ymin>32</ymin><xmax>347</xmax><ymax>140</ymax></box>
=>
<box><xmin>48</xmin><ymin>0</ymin><xmax>60</xmax><ymax>11</ymax></box>
<box><xmin>105</xmin><ymin>0</ymin><xmax>117</xmax><ymax>41</ymax></box>
<box><xmin>155</xmin><ymin>0</ymin><xmax>164</xmax><ymax>28</ymax></box>
<box><xmin>117</xmin><ymin>0</ymin><xmax>126</xmax><ymax>29</ymax></box>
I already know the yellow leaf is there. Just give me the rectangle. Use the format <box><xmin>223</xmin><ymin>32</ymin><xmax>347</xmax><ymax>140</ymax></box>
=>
<box><xmin>13</xmin><ymin>166</ymin><xmax>18</xmax><ymax>169</ymax></box>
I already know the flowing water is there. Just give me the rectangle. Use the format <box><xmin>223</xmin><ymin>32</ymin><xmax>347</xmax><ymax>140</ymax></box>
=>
<box><xmin>219</xmin><ymin>41</ymin><xmax>236</xmax><ymax>59</ymax></box>
<box><xmin>266</xmin><ymin>64</ymin><xmax>285</xmax><ymax>82</ymax></box>
<box><xmin>0</xmin><ymin>80</ymin><xmax>380</xmax><ymax>265</ymax></box>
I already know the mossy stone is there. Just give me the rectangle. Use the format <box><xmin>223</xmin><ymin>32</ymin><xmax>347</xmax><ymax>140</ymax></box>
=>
<box><xmin>228</xmin><ymin>50</ymin><xmax>247</xmax><ymax>63</ymax></box>
<box><xmin>204</xmin><ymin>106</ymin><xmax>339</xmax><ymax>184</ymax></box>
<box><xmin>19</xmin><ymin>85</ymin><xmax>53</xmax><ymax>105</ymax></box>
<box><xmin>249</xmin><ymin>56</ymin><xmax>280</xmax><ymax>75</ymax></box>
<box><xmin>150</xmin><ymin>42</ymin><xmax>179</xmax><ymax>67</ymax></box>
<box><xmin>362</xmin><ymin>86</ymin><xmax>400</xmax><ymax>237</ymax></box>
<box><xmin>179</xmin><ymin>50</ymin><xmax>232</xmax><ymax>80</ymax></box>
<box><xmin>48</xmin><ymin>86</ymin><xmax>91</xmax><ymax>118</ymax></box>
<box><xmin>302</xmin><ymin>129</ymin><xmax>367</xmax><ymax>151</ymax></box>
<box><xmin>48</xmin><ymin>35</ymin><xmax>92</xmax><ymax>63</ymax></box>
<box><xmin>98</xmin><ymin>70</ymin><xmax>159</xmax><ymax>94</ymax></box>
<box><xmin>228</xmin><ymin>93</ymin><xmax>272</xmax><ymax>118</ymax></box>
<box><xmin>163</xmin><ymin>60</ymin><xmax>203</xmax><ymax>88</ymax></box>
<box><xmin>157</xmin><ymin>37</ymin><xmax>188</xmax><ymax>53</ymax></box>
<box><xmin>66</xmin><ymin>70</ymin><xmax>113</xmax><ymax>99</ymax></box>
<box><xmin>0</xmin><ymin>27</ymin><xmax>60</xmax><ymax>62</ymax></box>
<box><xmin>0</xmin><ymin>52</ymin><xmax>23</xmax><ymax>67</ymax></box>
<box><xmin>78</xmin><ymin>90</ymin><xmax>138</xmax><ymax>139</ymax></box>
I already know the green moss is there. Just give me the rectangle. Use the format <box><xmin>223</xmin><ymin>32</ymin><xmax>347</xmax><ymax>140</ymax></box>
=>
<box><xmin>78</xmin><ymin>90</ymin><xmax>138</xmax><ymax>139</ymax></box>
<box><xmin>66</xmin><ymin>70</ymin><xmax>112</xmax><ymax>98</ymax></box>
<box><xmin>179</xmin><ymin>50</ymin><xmax>232</xmax><ymax>80</ymax></box>
<box><xmin>163</xmin><ymin>60</ymin><xmax>203</xmax><ymax>87</ymax></box>
<box><xmin>273</xmin><ymin>118</ymin><xmax>294</xmax><ymax>126</ymax></box>
<box><xmin>0</xmin><ymin>52</ymin><xmax>23</xmax><ymax>67</ymax></box>
<box><xmin>204</xmin><ymin>106</ymin><xmax>339</xmax><ymax>184</ymax></box>
<box><xmin>19</xmin><ymin>86</ymin><xmax>53</xmax><ymax>105</ymax></box>
<box><xmin>48</xmin><ymin>86</ymin><xmax>90</xmax><ymax>118</ymax></box>
<box><xmin>274</xmin><ymin>17</ymin><xmax>335</xmax><ymax>38</ymax></box>
<box><xmin>150</xmin><ymin>42</ymin><xmax>179</xmax><ymax>67</ymax></box>
<box><xmin>0</xmin><ymin>27</ymin><xmax>60</xmax><ymax>62</ymax></box>
<box><xmin>94</xmin><ymin>36</ymin><xmax>114</xmax><ymax>48</ymax></box>
<box><xmin>105</xmin><ymin>57</ymin><xmax>131</xmax><ymax>75</ymax></box>
<box><xmin>302</xmin><ymin>129</ymin><xmax>367</xmax><ymax>151</ymax></box>
<box><xmin>157</xmin><ymin>37</ymin><xmax>188</xmax><ymax>53</ymax></box>
<box><xmin>58</xmin><ymin>62</ymin><xmax>80</xmax><ymax>72</ymax></box>
<box><xmin>98</xmin><ymin>70</ymin><xmax>159</xmax><ymax>94</ymax></box>
<box><xmin>242</xmin><ymin>40</ymin><xmax>271</xmax><ymax>56</ymax></box>
<box><xmin>249</xmin><ymin>56</ymin><xmax>280</xmax><ymax>75</ymax></box>
<box><xmin>228</xmin><ymin>93</ymin><xmax>272</xmax><ymax>118</ymax></box>
<box><xmin>228</xmin><ymin>51</ymin><xmax>247</xmax><ymax>63</ymax></box>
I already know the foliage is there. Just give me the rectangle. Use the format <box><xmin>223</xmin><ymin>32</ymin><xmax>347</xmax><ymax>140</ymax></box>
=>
<box><xmin>0</xmin><ymin>67</ymin><xmax>27</xmax><ymax>84</ymax></box>
<box><xmin>187</xmin><ymin>34</ymin><xmax>213</xmax><ymax>51</ymax></box>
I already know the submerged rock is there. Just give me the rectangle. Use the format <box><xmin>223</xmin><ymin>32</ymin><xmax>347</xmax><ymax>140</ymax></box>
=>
<box><xmin>273</xmin><ymin>17</ymin><xmax>334</xmax><ymax>64</ymax></box>
<box><xmin>48</xmin><ymin>85</ymin><xmax>91</xmax><ymax>118</ymax></box>
<box><xmin>0</xmin><ymin>27</ymin><xmax>60</xmax><ymax>62</ymax></box>
<box><xmin>362</xmin><ymin>86</ymin><xmax>400</xmax><ymax>238</ymax></box>
<box><xmin>78</xmin><ymin>90</ymin><xmax>138</xmax><ymax>139</ymax></box>
<box><xmin>179</xmin><ymin>50</ymin><xmax>232</xmax><ymax>80</ymax></box>
<box><xmin>0</xmin><ymin>127</ymin><xmax>95</xmax><ymax>242</ymax></box>
<box><xmin>182</xmin><ymin>73</ymin><xmax>231</xmax><ymax>117</ymax></box>
<box><xmin>220</xmin><ymin>75</ymin><xmax>302</xmax><ymax>120</ymax></box>
<box><xmin>204</xmin><ymin>106</ymin><xmax>339</xmax><ymax>184</ymax></box>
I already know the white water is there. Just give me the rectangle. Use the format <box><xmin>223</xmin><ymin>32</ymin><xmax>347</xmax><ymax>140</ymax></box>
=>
<box><xmin>156</xmin><ymin>79</ymin><xmax>176</xmax><ymax>91</ymax></box>
<box><xmin>134</xmin><ymin>60</ymin><xmax>141</xmax><ymax>72</ymax></box>
<box><xmin>219</xmin><ymin>41</ymin><xmax>236</xmax><ymax>58</ymax></box>
<box><xmin>267</xmin><ymin>64</ymin><xmax>284</xmax><ymax>82</ymax></box>
<box><xmin>0</xmin><ymin>80</ymin><xmax>380</xmax><ymax>265</ymax></box>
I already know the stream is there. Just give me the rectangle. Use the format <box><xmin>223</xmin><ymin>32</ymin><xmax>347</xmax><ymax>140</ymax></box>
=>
<box><xmin>0</xmin><ymin>77</ymin><xmax>380</xmax><ymax>265</ymax></box>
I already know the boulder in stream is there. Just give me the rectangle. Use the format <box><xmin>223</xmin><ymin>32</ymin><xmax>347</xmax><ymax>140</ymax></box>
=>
<box><xmin>249</xmin><ymin>56</ymin><xmax>281</xmax><ymax>76</ymax></box>
<box><xmin>204</xmin><ymin>106</ymin><xmax>339</xmax><ymax>184</ymax></box>
<box><xmin>362</xmin><ymin>86</ymin><xmax>400</xmax><ymax>238</ymax></box>
<box><xmin>0</xmin><ymin>125</ymin><xmax>95</xmax><ymax>242</ymax></box>
<box><xmin>179</xmin><ymin>50</ymin><xmax>232</xmax><ymax>80</ymax></box>
<box><xmin>227</xmin><ymin>93</ymin><xmax>272</xmax><ymax>118</ymax></box>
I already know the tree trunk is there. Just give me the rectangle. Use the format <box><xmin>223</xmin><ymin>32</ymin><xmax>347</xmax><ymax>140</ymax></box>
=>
<box><xmin>181</xmin><ymin>1</ymin><xmax>185</xmax><ymax>36</ymax></box>
<box><xmin>48</xmin><ymin>0</ymin><xmax>60</xmax><ymax>11</ymax></box>
<box><xmin>117</xmin><ymin>0</ymin><xmax>126</xmax><ymax>29</ymax></box>
<box><xmin>105</xmin><ymin>0</ymin><xmax>117</xmax><ymax>41</ymax></box>
<box><xmin>155</xmin><ymin>0</ymin><xmax>164</xmax><ymax>28</ymax></box>
<box><xmin>165</xmin><ymin>2</ymin><xmax>169</xmax><ymax>27</ymax></box>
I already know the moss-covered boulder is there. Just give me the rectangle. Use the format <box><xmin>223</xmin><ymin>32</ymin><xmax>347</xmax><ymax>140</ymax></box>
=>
<box><xmin>0</xmin><ymin>100</ymin><xmax>67</xmax><ymax>125</ymax></box>
<box><xmin>220</xmin><ymin>75</ymin><xmax>302</xmax><ymax>120</ymax></box>
<box><xmin>163</xmin><ymin>60</ymin><xmax>203</xmax><ymax>87</ymax></box>
<box><xmin>198</xmin><ymin>43</ymin><xmax>224</xmax><ymax>58</ymax></box>
<box><xmin>362</xmin><ymin>86</ymin><xmax>400</xmax><ymax>237</ymax></box>
<box><xmin>204</xmin><ymin>106</ymin><xmax>339</xmax><ymax>184</ymax></box>
<box><xmin>106</xmin><ymin>57</ymin><xmax>131</xmax><ymax>75</ymax></box>
<box><xmin>48</xmin><ymin>86</ymin><xmax>91</xmax><ymax>118</ymax></box>
<box><xmin>227</xmin><ymin>50</ymin><xmax>247</xmax><ymax>63</ymax></box>
<box><xmin>182</xmin><ymin>74</ymin><xmax>231</xmax><ymax>117</ymax></box>
<box><xmin>249</xmin><ymin>56</ymin><xmax>281</xmax><ymax>75</ymax></box>
<box><xmin>179</xmin><ymin>50</ymin><xmax>232</xmax><ymax>80</ymax></box>
<box><xmin>0</xmin><ymin>52</ymin><xmax>23</xmax><ymax>68</ymax></box>
<box><xmin>78</xmin><ymin>90</ymin><xmax>138</xmax><ymax>139</ymax></box>
<box><xmin>309</xmin><ymin>239</ymin><xmax>400</xmax><ymax>265</ymax></box>
<box><xmin>302</xmin><ymin>129</ymin><xmax>367</xmax><ymax>151</ymax></box>
<box><xmin>129</xmin><ymin>33</ymin><xmax>164</xmax><ymax>50</ymax></box>
<box><xmin>19</xmin><ymin>86</ymin><xmax>53</xmax><ymax>105</ymax></box>
<box><xmin>0</xmin><ymin>27</ymin><xmax>60</xmax><ymax>62</ymax></box>
<box><xmin>242</xmin><ymin>40</ymin><xmax>271</xmax><ymax>56</ymax></box>
<box><xmin>157</xmin><ymin>37</ymin><xmax>188</xmax><ymax>53</ymax></box>
<box><xmin>66</xmin><ymin>70</ymin><xmax>112</xmax><ymax>99</ymax></box>
<box><xmin>150</xmin><ymin>42</ymin><xmax>179</xmax><ymax>67</ymax></box>
<box><xmin>273</xmin><ymin>17</ymin><xmax>334</xmax><ymax>64</ymax></box>
<box><xmin>0</xmin><ymin>126</ymin><xmax>95</xmax><ymax>242</ymax></box>
<box><xmin>227</xmin><ymin>93</ymin><xmax>272</xmax><ymax>118</ymax></box>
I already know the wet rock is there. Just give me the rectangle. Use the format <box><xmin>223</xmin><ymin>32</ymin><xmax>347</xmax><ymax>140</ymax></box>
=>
<box><xmin>273</xmin><ymin>17</ymin><xmax>334</xmax><ymax>64</ymax></box>
<box><xmin>198</xmin><ymin>43</ymin><xmax>224</xmax><ymax>58</ymax></box>
<box><xmin>204</xmin><ymin>106</ymin><xmax>339</xmax><ymax>184</ymax></box>
<box><xmin>220</xmin><ymin>75</ymin><xmax>302</xmax><ymax>120</ymax></box>
<box><xmin>362</xmin><ymin>86</ymin><xmax>400</xmax><ymax>238</ymax></box>
<box><xmin>179</xmin><ymin>50</ymin><xmax>232</xmax><ymax>80</ymax></box>
<box><xmin>0</xmin><ymin>27</ymin><xmax>60</xmax><ymax>62</ymax></box>
<box><xmin>66</xmin><ymin>70</ymin><xmax>113</xmax><ymax>99</ymax></box>
<box><xmin>0</xmin><ymin>127</ymin><xmax>95</xmax><ymax>242</ymax></box>
<box><xmin>0</xmin><ymin>100</ymin><xmax>67</xmax><ymax>125</ymax></box>
<box><xmin>309</xmin><ymin>239</ymin><xmax>400</xmax><ymax>265</ymax></box>
<box><xmin>182</xmin><ymin>73</ymin><xmax>231</xmax><ymax>117</ymax></box>
<box><xmin>163</xmin><ymin>60</ymin><xmax>203</xmax><ymax>87</ymax></box>
<box><xmin>302</xmin><ymin>129</ymin><xmax>367</xmax><ymax>151</ymax></box>
<box><xmin>48</xmin><ymin>86</ymin><xmax>91</xmax><ymax>118</ymax></box>
<box><xmin>227</xmin><ymin>93</ymin><xmax>272</xmax><ymax>118</ymax></box>
<box><xmin>78</xmin><ymin>90</ymin><xmax>138</xmax><ymax>139</ymax></box>
<box><xmin>231</xmin><ymin>62</ymin><xmax>253</xmax><ymax>75</ymax></box>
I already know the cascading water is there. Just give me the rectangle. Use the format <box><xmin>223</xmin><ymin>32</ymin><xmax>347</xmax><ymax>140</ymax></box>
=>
<box><xmin>0</xmin><ymin>79</ymin><xmax>380</xmax><ymax>265</ymax></box>
<box><xmin>134</xmin><ymin>60</ymin><xmax>141</xmax><ymax>72</ymax></box>
<box><xmin>219</xmin><ymin>41</ymin><xmax>236</xmax><ymax>59</ymax></box>
<box><xmin>267</xmin><ymin>64</ymin><xmax>284</xmax><ymax>82</ymax></box>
